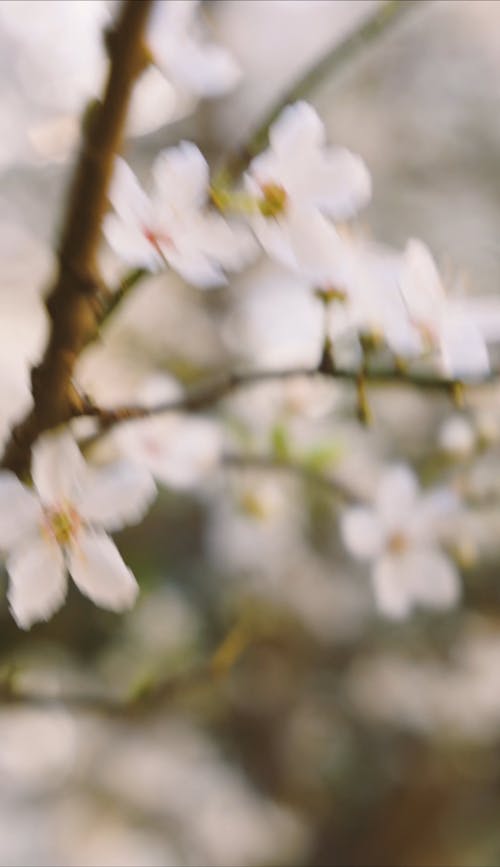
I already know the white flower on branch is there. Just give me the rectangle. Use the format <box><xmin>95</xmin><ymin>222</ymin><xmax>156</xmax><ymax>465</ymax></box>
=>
<box><xmin>104</xmin><ymin>142</ymin><xmax>257</xmax><ymax>287</ymax></box>
<box><xmin>341</xmin><ymin>464</ymin><xmax>460</xmax><ymax>619</ymax></box>
<box><xmin>115</xmin><ymin>374</ymin><xmax>222</xmax><ymax>490</ymax></box>
<box><xmin>399</xmin><ymin>239</ymin><xmax>500</xmax><ymax>377</ymax></box>
<box><xmin>148</xmin><ymin>0</ymin><xmax>240</xmax><ymax>100</ymax></box>
<box><xmin>0</xmin><ymin>430</ymin><xmax>156</xmax><ymax>629</ymax></box>
<box><xmin>322</xmin><ymin>238</ymin><xmax>423</xmax><ymax>362</ymax></box>
<box><xmin>244</xmin><ymin>101</ymin><xmax>371</xmax><ymax>271</ymax></box>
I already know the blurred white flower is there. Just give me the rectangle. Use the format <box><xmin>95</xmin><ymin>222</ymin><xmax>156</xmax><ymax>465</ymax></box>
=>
<box><xmin>104</xmin><ymin>142</ymin><xmax>257</xmax><ymax>287</ymax></box>
<box><xmin>223</xmin><ymin>262</ymin><xmax>325</xmax><ymax>370</ymax></box>
<box><xmin>438</xmin><ymin>414</ymin><xmax>476</xmax><ymax>457</ymax></box>
<box><xmin>245</xmin><ymin>101</ymin><xmax>371</xmax><ymax>270</ymax></box>
<box><xmin>0</xmin><ymin>430</ymin><xmax>156</xmax><ymax>628</ymax></box>
<box><xmin>115</xmin><ymin>374</ymin><xmax>222</xmax><ymax>490</ymax></box>
<box><xmin>206</xmin><ymin>474</ymin><xmax>302</xmax><ymax>579</ymax></box>
<box><xmin>148</xmin><ymin>0</ymin><xmax>240</xmax><ymax>100</ymax></box>
<box><xmin>341</xmin><ymin>464</ymin><xmax>460</xmax><ymax>619</ymax></box>
<box><xmin>399</xmin><ymin>239</ymin><xmax>500</xmax><ymax>377</ymax></box>
<box><xmin>323</xmin><ymin>238</ymin><xmax>422</xmax><ymax>361</ymax></box>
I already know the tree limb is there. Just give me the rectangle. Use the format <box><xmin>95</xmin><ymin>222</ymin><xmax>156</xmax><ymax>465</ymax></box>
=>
<box><xmin>1</xmin><ymin>0</ymin><xmax>154</xmax><ymax>478</ymax></box>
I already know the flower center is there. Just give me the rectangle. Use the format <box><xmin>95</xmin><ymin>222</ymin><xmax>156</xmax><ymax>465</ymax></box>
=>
<box><xmin>315</xmin><ymin>286</ymin><xmax>348</xmax><ymax>305</ymax></box>
<box><xmin>142</xmin><ymin>225</ymin><xmax>174</xmax><ymax>251</ymax></box>
<box><xmin>44</xmin><ymin>505</ymin><xmax>81</xmax><ymax>546</ymax></box>
<box><xmin>387</xmin><ymin>530</ymin><xmax>409</xmax><ymax>555</ymax></box>
<box><xmin>258</xmin><ymin>183</ymin><xmax>288</xmax><ymax>218</ymax></box>
<box><xmin>239</xmin><ymin>491</ymin><xmax>271</xmax><ymax>521</ymax></box>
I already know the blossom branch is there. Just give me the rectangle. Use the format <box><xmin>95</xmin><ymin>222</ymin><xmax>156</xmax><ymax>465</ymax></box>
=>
<box><xmin>81</xmin><ymin>0</ymin><xmax>429</xmax><ymax>353</ymax></box>
<box><xmin>0</xmin><ymin>0</ymin><xmax>154</xmax><ymax>478</ymax></box>
<box><xmin>75</xmin><ymin>358</ymin><xmax>497</xmax><ymax>433</ymax></box>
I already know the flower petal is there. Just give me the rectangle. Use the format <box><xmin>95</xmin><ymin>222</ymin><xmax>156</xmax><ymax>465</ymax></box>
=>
<box><xmin>372</xmin><ymin>554</ymin><xmax>413</xmax><ymax>620</ymax></box>
<box><xmin>440</xmin><ymin>316</ymin><xmax>489</xmax><ymax>379</ymax></box>
<box><xmin>0</xmin><ymin>472</ymin><xmax>42</xmax><ymax>549</ymax></box>
<box><xmin>269</xmin><ymin>102</ymin><xmax>325</xmax><ymax>158</ymax></box>
<box><xmin>411</xmin><ymin>488</ymin><xmax>459</xmax><ymax>540</ymax></box>
<box><xmin>153</xmin><ymin>142</ymin><xmax>209</xmax><ymax>212</ymax></box>
<box><xmin>308</xmin><ymin>147</ymin><xmax>372</xmax><ymax>219</ymax></box>
<box><xmin>163</xmin><ymin>40</ymin><xmax>240</xmax><ymax>97</ymax></box>
<box><xmin>150</xmin><ymin>0</ymin><xmax>240</xmax><ymax>97</ymax></box>
<box><xmin>108</xmin><ymin>157</ymin><xmax>151</xmax><ymax>226</ymax></box>
<box><xmin>76</xmin><ymin>461</ymin><xmax>156</xmax><ymax>533</ymax></box>
<box><xmin>103</xmin><ymin>213</ymin><xmax>162</xmax><ymax>270</ymax></box>
<box><xmin>399</xmin><ymin>548</ymin><xmax>461</xmax><ymax>612</ymax></box>
<box><xmin>68</xmin><ymin>530</ymin><xmax>138</xmax><ymax>611</ymax></box>
<box><xmin>376</xmin><ymin>464</ymin><xmax>419</xmax><ymax>532</ymax></box>
<box><xmin>340</xmin><ymin>507</ymin><xmax>384</xmax><ymax>560</ymax></box>
<box><xmin>399</xmin><ymin>239</ymin><xmax>445</xmax><ymax>322</ymax></box>
<box><xmin>7</xmin><ymin>534</ymin><xmax>66</xmax><ymax>629</ymax></box>
<box><xmin>32</xmin><ymin>430</ymin><xmax>87</xmax><ymax>507</ymax></box>
<box><xmin>148</xmin><ymin>418</ymin><xmax>221</xmax><ymax>489</ymax></box>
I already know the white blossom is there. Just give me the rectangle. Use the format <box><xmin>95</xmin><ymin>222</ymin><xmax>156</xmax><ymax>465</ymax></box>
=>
<box><xmin>322</xmin><ymin>238</ymin><xmax>423</xmax><ymax>361</ymax></box>
<box><xmin>104</xmin><ymin>142</ymin><xmax>256</xmax><ymax>287</ymax></box>
<box><xmin>438</xmin><ymin>414</ymin><xmax>476</xmax><ymax>457</ymax></box>
<box><xmin>115</xmin><ymin>374</ymin><xmax>222</xmax><ymax>490</ymax></box>
<box><xmin>399</xmin><ymin>239</ymin><xmax>500</xmax><ymax>377</ymax></box>
<box><xmin>341</xmin><ymin>464</ymin><xmax>460</xmax><ymax>619</ymax></box>
<box><xmin>244</xmin><ymin>101</ymin><xmax>371</xmax><ymax>271</ymax></box>
<box><xmin>148</xmin><ymin>0</ymin><xmax>240</xmax><ymax>100</ymax></box>
<box><xmin>0</xmin><ymin>430</ymin><xmax>156</xmax><ymax>629</ymax></box>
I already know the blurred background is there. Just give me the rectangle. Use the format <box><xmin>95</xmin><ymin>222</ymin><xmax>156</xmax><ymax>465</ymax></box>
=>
<box><xmin>2</xmin><ymin>1</ymin><xmax>500</xmax><ymax>864</ymax></box>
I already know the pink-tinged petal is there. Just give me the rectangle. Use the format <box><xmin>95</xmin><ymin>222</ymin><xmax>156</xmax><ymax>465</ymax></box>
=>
<box><xmin>399</xmin><ymin>547</ymin><xmax>461</xmax><ymax>611</ymax></box>
<box><xmin>76</xmin><ymin>462</ymin><xmax>156</xmax><ymax>533</ymax></box>
<box><xmin>68</xmin><ymin>531</ymin><xmax>138</xmax><ymax>611</ymax></box>
<box><xmin>103</xmin><ymin>213</ymin><xmax>162</xmax><ymax>271</ymax></box>
<box><xmin>440</xmin><ymin>316</ymin><xmax>489</xmax><ymax>379</ymax></box>
<box><xmin>376</xmin><ymin>464</ymin><xmax>419</xmax><ymax>532</ymax></box>
<box><xmin>152</xmin><ymin>142</ymin><xmax>209</xmax><ymax>212</ymax></box>
<box><xmin>340</xmin><ymin>508</ymin><xmax>384</xmax><ymax>560</ymax></box>
<box><xmin>372</xmin><ymin>554</ymin><xmax>413</xmax><ymax>620</ymax></box>
<box><xmin>7</xmin><ymin>535</ymin><xmax>66</xmax><ymax>629</ymax></box>
<box><xmin>0</xmin><ymin>472</ymin><xmax>42</xmax><ymax>549</ymax></box>
<box><xmin>108</xmin><ymin>157</ymin><xmax>151</xmax><ymax>226</ymax></box>
<box><xmin>32</xmin><ymin>430</ymin><xmax>87</xmax><ymax>507</ymax></box>
<box><xmin>307</xmin><ymin>147</ymin><xmax>372</xmax><ymax>219</ymax></box>
<box><xmin>269</xmin><ymin>102</ymin><xmax>325</xmax><ymax>158</ymax></box>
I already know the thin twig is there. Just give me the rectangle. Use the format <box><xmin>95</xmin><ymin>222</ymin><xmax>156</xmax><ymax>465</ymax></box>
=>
<box><xmin>74</xmin><ymin>360</ymin><xmax>498</xmax><ymax>433</ymax></box>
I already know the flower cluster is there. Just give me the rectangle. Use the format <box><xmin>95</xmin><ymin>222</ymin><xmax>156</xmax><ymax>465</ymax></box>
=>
<box><xmin>3</xmin><ymin>1</ymin><xmax>498</xmax><ymax>629</ymax></box>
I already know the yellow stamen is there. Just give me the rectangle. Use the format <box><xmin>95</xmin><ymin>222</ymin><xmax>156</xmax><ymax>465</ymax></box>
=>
<box><xmin>258</xmin><ymin>183</ymin><xmax>288</xmax><ymax>218</ymax></box>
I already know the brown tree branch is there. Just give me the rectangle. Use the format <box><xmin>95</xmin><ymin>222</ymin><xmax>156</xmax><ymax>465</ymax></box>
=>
<box><xmin>74</xmin><ymin>358</ymin><xmax>497</xmax><ymax>434</ymax></box>
<box><xmin>1</xmin><ymin>0</ymin><xmax>154</xmax><ymax>478</ymax></box>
